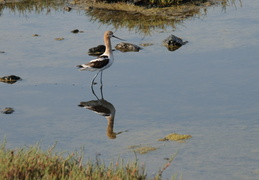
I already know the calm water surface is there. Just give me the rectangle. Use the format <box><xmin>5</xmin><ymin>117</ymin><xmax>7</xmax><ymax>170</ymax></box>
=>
<box><xmin>0</xmin><ymin>1</ymin><xmax>259</xmax><ymax>179</ymax></box>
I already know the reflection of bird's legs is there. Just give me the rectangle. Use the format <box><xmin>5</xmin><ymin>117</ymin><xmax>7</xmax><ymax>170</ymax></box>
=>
<box><xmin>91</xmin><ymin>86</ymin><xmax>99</xmax><ymax>100</ymax></box>
<box><xmin>100</xmin><ymin>86</ymin><xmax>104</xmax><ymax>100</ymax></box>
<box><xmin>100</xmin><ymin>89</ymin><xmax>104</xmax><ymax>100</ymax></box>
<box><xmin>100</xmin><ymin>71</ymin><xmax>104</xmax><ymax>99</ymax></box>
<box><xmin>91</xmin><ymin>72</ymin><xmax>100</xmax><ymax>100</ymax></box>
<box><xmin>100</xmin><ymin>71</ymin><xmax>103</xmax><ymax>87</ymax></box>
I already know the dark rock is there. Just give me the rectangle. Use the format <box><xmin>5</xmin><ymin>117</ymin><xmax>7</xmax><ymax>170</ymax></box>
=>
<box><xmin>0</xmin><ymin>75</ymin><xmax>21</xmax><ymax>84</ymax></box>
<box><xmin>115</xmin><ymin>42</ymin><xmax>142</xmax><ymax>52</ymax></box>
<box><xmin>71</xmin><ymin>29</ymin><xmax>84</xmax><ymax>33</ymax></box>
<box><xmin>88</xmin><ymin>45</ymin><xmax>106</xmax><ymax>56</ymax></box>
<box><xmin>163</xmin><ymin>35</ymin><xmax>188</xmax><ymax>51</ymax></box>
<box><xmin>71</xmin><ymin>29</ymin><xmax>79</xmax><ymax>33</ymax></box>
<box><xmin>1</xmin><ymin>107</ymin><xmax>14</xmax><ymax>114</ymax></box>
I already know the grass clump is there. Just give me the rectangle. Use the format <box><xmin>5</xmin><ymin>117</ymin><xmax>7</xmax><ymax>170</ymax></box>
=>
<box><xmin>0</xmin><ymin>142</ymin><xmax>146</xmax><ymax>179</ymax></box>
<box><xmin>0</xmin><ymin>141</ymin><xmax>178</xmax><ymax>180</ymax></box>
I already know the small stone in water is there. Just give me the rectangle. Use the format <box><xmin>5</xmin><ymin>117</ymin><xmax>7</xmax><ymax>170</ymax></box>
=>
<box><xmin>1</xmin><ymin>107</ymin><xmax>14</xmax><ymax>114</ymax></box>
<box><xmin>88</xmin><ymin>45</ymin><xmax>106</xmax><ymax>56</ymax></box>
<box><xmin>0</xmin><ymin>75</ymin><xmax>21</xmax><ymax>84</ymax></box>
<box><xmin>71</xmin><ymin>29</ymin><xmax>84</xmax><ymax>33</ymax></box>
<box><xmin>163</xmin><ymin>34</ymin><xmax>188</xmax><ymax>51</ymax></box>
<box><xmin>115</xmin><ymin>42</ymin><xmax>142</xmax><ymax>52</ymax></box>
<box><xmin>71</xmin><ymin>29</ymin><xmax>79</xmax><ymax>33</ymax></box>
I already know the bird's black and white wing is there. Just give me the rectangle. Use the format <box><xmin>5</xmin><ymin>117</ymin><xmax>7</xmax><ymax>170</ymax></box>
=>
<box><xmin>77</xmin><ymin>55</ymin><xmax>109</xmax><ymax>71</ymax></box>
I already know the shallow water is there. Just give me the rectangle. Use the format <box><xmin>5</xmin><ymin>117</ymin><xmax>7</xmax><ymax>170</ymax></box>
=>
<box><xmin>1</xmin><ymin>1</ymin><xmax>259</xmax><ymax>179</ymax></box>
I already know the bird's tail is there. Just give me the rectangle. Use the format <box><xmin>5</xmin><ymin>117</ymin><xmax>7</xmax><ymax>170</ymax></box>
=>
<box><xmin>76</xmin><ymin>64</ymin><xmax>88</xmax><ymax>71</ymax></box>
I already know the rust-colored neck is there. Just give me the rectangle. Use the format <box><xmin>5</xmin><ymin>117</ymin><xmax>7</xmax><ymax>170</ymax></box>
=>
<box><xmin>104</xmin><ymin>35</ymin><xmax>112</xmax><ymax>55</ymax></box>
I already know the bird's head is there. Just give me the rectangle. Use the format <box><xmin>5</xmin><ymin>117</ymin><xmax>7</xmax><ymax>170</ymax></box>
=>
<box><xmin>105</xmin><ymin>31</ymin><xmax>125</xmax><ymax>41</ymax></box>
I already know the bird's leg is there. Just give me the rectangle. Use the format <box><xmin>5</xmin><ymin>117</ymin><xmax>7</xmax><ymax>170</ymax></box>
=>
<box><xmin>100</xmin><ymin>71</ymin><xmax>103</xmax><ymax>87</ymax></box>
<box><xmin>91</xmin><ymin>72</ymin><xmax>100</xmax><ymax>86</ymax></box>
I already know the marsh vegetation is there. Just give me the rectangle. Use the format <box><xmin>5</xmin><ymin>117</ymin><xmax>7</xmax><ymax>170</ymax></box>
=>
<box><xmin>0</xmin><ymin>141</ymin><xmax>178</xmax><ymax>180</ymax></box>
<box><xmin>0</xmin><ymin>0</ymin><xmax>237</xmax><ymax>35</ymax></box>
<box><xmin>0</xmin><ymin>0</ymin><xmax>67</xmax><ymax>15</ymax></box>
<box><xmin>80</xmin><ymin>0</ymin><xmax>237</xmax><ymax>34</ymax></box>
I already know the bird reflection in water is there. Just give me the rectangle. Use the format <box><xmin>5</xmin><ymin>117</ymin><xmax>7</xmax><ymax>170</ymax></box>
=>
<box><xmin>78</xmin><ymin>87</ymin><xmax>127</xmax><ymax>139</ymax></box>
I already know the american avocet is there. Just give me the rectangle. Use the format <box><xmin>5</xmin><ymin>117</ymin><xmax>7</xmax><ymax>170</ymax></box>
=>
<box><xmin>77</xmin><ymin>31</ymin><xmax>124</xmax><ymax>88</ymax></box>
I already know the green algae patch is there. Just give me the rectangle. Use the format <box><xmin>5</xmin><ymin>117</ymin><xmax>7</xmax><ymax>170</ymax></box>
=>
<box><xmin>129</xmin><ymin>145</ymin><xmax>159</xmax><ymax>154</ymax></box>
<box><xmin>55</xmin><ymin>37</ymin><xmax>65</xmax><ymax>41</ymax></box>
<box><xmin>135</xmin><ymin>146</ymin><xmax>158</xmax><ymax>154</ymax></box>
<box><xmin>158</xmin><ymin>133</ymin><xmax>192</xmax><ymax>142</ymax></box>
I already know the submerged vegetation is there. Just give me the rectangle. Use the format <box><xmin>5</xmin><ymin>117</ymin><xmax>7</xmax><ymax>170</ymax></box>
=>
<box><xmin>81</xmin><ymin>0</ymin><xmax>238</xmax><ymax>34</ymax></box>
<box><xmin>0</xmin><ymin>141</ymin><xmax>178</xmax><ymax>180</ymax></box>
<box><xmin>0</xmin><ymin>0</ymin><xmax>68</xmax><ymax>15</ymax></box>
<box><xmin>0</xmin><ymin>0</ymin><xmax>239</xmax><ymax>35</ymax></box>
<box><xmin>74</xmin><ymin>0</ymin><xmax>237</xmax><ymax>7</ymax></box>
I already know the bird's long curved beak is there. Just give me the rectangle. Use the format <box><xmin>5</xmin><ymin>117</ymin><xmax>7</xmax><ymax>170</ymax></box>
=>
<box><xmin>112</xmin><ymin>35</ymin><xmax>126</xmax><ymax>41</ymax></box>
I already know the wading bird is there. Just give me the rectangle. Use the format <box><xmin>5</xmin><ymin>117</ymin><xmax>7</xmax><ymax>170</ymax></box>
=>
<box><xmin>77</xmin><ymin>31</ymin><xmax>124</xmax><ymax>90</ymax></box>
